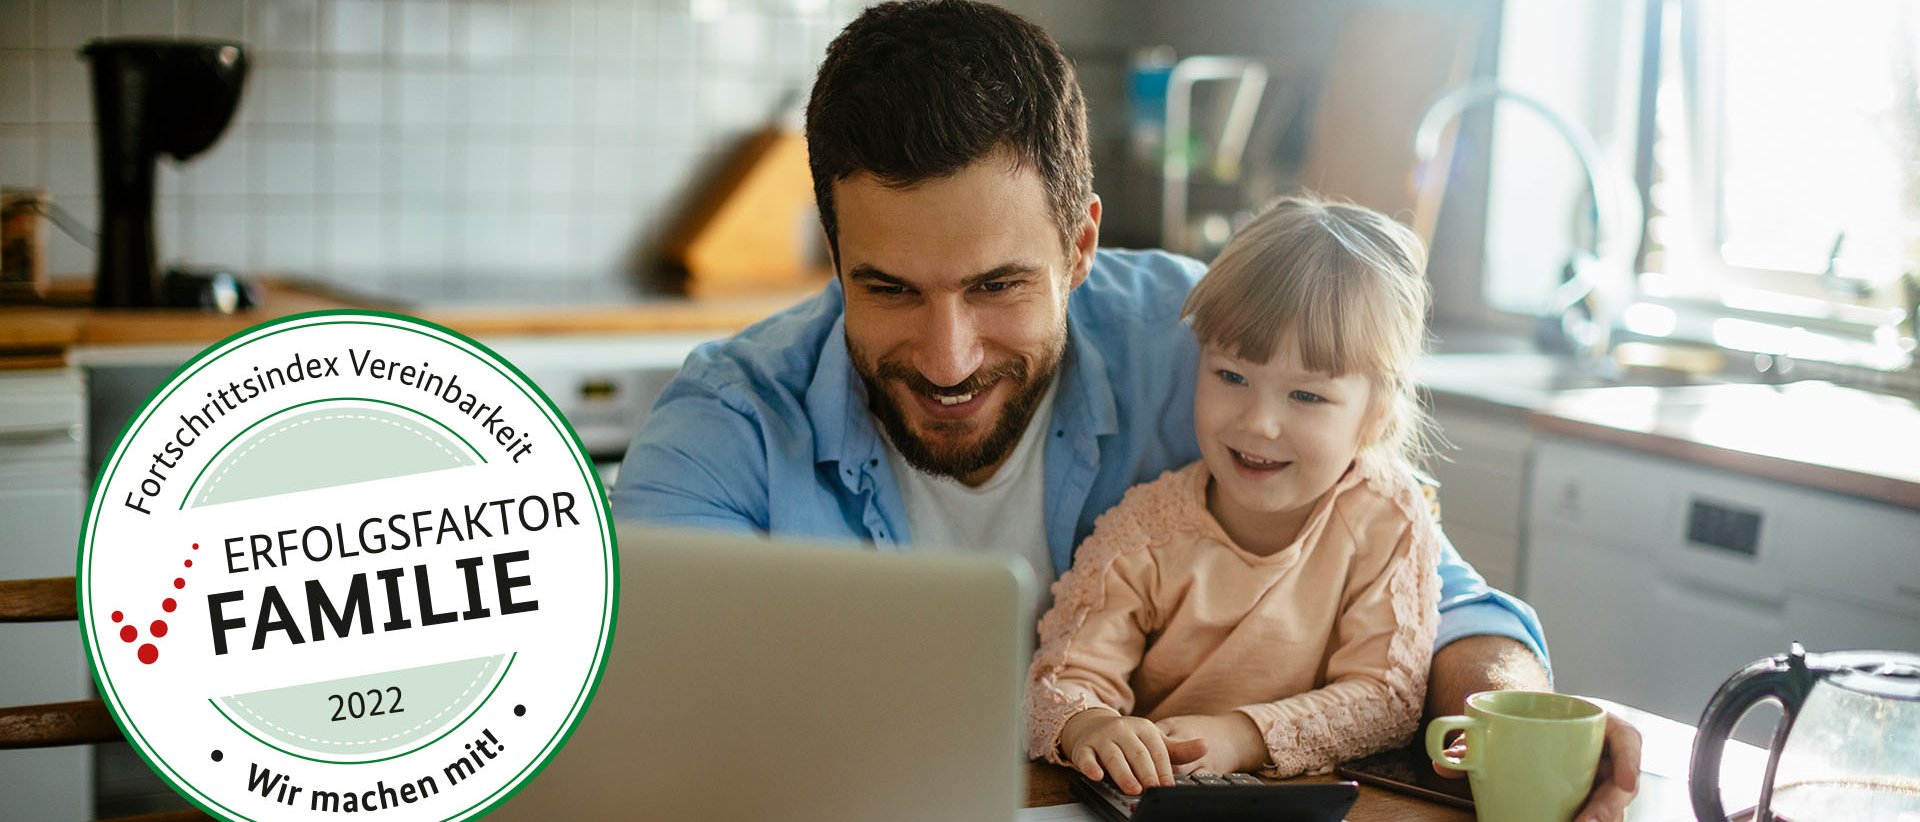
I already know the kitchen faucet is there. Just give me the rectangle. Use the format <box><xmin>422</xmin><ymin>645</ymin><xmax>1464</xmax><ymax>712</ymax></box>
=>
<box><xmin>1413</xmin><ymin>80</ymin><xmax>1645</xmax><ymax>358</ymax></box>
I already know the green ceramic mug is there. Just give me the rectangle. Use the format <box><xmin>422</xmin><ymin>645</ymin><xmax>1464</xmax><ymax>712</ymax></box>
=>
<box><xmin>1424</xmin><ymin>690</ymin><xmax>1606</xmax><ymax>822</ymax></box>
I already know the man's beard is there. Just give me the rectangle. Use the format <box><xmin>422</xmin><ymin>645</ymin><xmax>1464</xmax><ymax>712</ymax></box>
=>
<box><xmin>853</xmin><ymin>340</ymin><xmax>1063</xmax><ymax>482</ymax></box>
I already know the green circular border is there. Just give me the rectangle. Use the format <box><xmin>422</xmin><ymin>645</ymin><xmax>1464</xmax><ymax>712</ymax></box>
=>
<box><xmin>76</xmin><ymin>309</ymin><xmax>620</xmax><ymax>822</ymax></box>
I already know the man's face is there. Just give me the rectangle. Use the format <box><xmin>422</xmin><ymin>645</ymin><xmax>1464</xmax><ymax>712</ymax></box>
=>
<box><xmin>835</xmin><ymin>148</ymin><xmax>1098</xmax><ymax>486</ymax></box>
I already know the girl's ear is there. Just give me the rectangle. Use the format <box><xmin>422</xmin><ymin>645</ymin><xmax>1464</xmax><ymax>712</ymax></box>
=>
<box><xmin>1358</xmin><ymin>389</ymin><xmax>1395</xmax><ymax>450</ymax></box>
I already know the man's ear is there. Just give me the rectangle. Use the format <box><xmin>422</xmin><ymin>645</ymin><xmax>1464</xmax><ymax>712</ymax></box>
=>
<box><xmin>1067</xmin><ymin>195</ymin><xmax>1101</xmax><ymax>290</ymax></box>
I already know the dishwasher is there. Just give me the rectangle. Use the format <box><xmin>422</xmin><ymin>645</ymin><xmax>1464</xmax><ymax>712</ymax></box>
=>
<box><xmin>1520</xmin><ymin>436</ymin><xmax>1920</xmax><ymax>738</ymax></box>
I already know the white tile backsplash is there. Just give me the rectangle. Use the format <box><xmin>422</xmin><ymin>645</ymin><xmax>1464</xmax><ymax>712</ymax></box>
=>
<box><xmin>189</xmin><ymin>0</ymin><xmax>247</xmax><ymax>40</ymax></box>
<box><xmin>0</xmin><ymin>130</ymin><xmax>37</xmax><ymax>182</ymax></box>
<box><xmin>192</xmin><ymin>208</ymin><xmax>250</xmax><ymax>269</ymax></box>
<box><xmin>183</xmin><ymin>137</ymin><xmax>248</xmax><ymax>195</ymax></box>
<box><xmin>521</xmin><ymin>0</ymin><xmax>573</xmax><ymax>58</ymax></box>
<box><xmin>395</xmin><ymin>210</ymin><xmax>448</xmax><ymax>269</ymax></box>
<box><xmin>524</xmin><ymin>142</ymin><xmax>572</xmax><ymax>195</ymax></box>
<box><xmin>257</xmin><ymin>209</ymin><xmax>316</xmax><ymax>270</ymax></box>
<box><xmin>323</xmin><ymin>210</ymin><xmax>384</xmax><ymax>271</ymax></box>
<box><xmin>250</xmin><ymin>65</ymin><xmax>317</xmax><ymax>124</ymax></box>
<box><xmin>325</xmin><ymin>138</ymin><xmax>382</xmax><ymax>195</ymax></box>
<box><xmin>396</xmin><ymin>70</ymin><xmax>450</xmax><ymax>126</ymax></box>
<box><xmin>461</xmin><ymin>141</ymin><xmax>512</xmax><ymax>194</ymax></box>
<box><xmin>5</xmin><ymin>0</ymin><xmax>878</xmax><ymax>285</ymax></box>
<box><xmin>43</xmin><ymin>125</ymin><xmax>95</xmax><ymax>199</ymax></box>
<box><xmin>590</xmin><ymin>1</ymin><xmax>635</xmax><ymax>61</ymax></box>
<box><xmin>651</xmin><ymin>9</ymin><xmax>694</xmax><ymax>64</ymax></box>
<box><xmin>0</xmin><ymin>55</ymin><xmax>34</xmax><ymax>124</ymax></box>
<box><xmin>398</xmin><ymin>0</ymin><xmax>452</xmax><ymax>59</ymax></box>
<box><xmin>45</xmin><ymin>196</ymin><xmax>98</xmax><ymax>273</ymax></box>
<box><xmin>324</xmin><ymin>0</ymin><xmax>385</xmax><ymax>55</ymax></box>
<box><xmin>156</xmin><ymin>195</ymin><xmax>187</xmax><ymax>261</ymax></box>
<box><xmin>394</xmin><ymin>142</ymin><xmax>448</xmax><ymax>194</ymax></box>
<box><xmin>255</xmin><ymin>137</ymin><xmax>315</xmax><ymax>195</ymax></box>
<box><xmin>326</xmin><ymin>67</ymin><xmax>383</xmax><ymax>125</ymax></box>
<box><xmin>589</xmin><ymin>75</ymin><xmax>638</xmax><ymax>134</ymax></box>
<box><xmin>252</xmin><ymin>0</ymin><xmax>317</xmax><ymax>54</ymax></box>
<box><xmin>461</xmin><ymin>0</ymin><xmax>514</xmax><ymax>64</ymax></box>
<box><xmin>523</xmin><ymin>71</ymin><xmax>575</xmax><ymax>132</ymax></box>
<box><xmin>699</xmin><ymin>15</ymin><xmax>766</xmax><ymax>70</ymax></box>
<box><xmin>110</xmin><ymin>0</ymin><xmax>181</xmax><ymax>36</ymax></box>
<box><xmin>45</xmin><ymin>0</ymin><xmax>106</xmax><ymax>49</ymax></box>
<box><xmin>41</xmin><ymin>55</ymin><xmax>91</xmax><ymax>125</ymax></box>
<box><xmin>0</xmin><ymin>0</ymin><xmax>37</xmax><ymax>48</ymax></box>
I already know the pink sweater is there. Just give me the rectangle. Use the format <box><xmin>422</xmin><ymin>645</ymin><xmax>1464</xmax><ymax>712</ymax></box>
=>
<box><xmin>1025</xmin><ymin>457</ymin><xmax>1442</xmax><ymax>777</ymax></box>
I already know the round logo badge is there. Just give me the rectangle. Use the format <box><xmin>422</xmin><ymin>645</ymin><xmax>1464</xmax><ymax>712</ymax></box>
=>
<box><xmin>79</xmin><ymin>311</ymin><xmax>617</xmax><ymax>821</ymax></box>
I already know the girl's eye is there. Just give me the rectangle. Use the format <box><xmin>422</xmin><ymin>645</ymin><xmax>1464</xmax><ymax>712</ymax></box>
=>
<box><xmin>1215</xmin><ymin>369</ymin><xmax>1247</xmax><ymax>386</ymax></box>
<box><xmin>1290</xmin><ymin>390</ymin><xmax>1325</xmax><ymax>404</ymax></box>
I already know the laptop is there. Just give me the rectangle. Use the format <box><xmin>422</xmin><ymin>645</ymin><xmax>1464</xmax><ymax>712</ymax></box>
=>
<box><xmin>489</xmin><ymin>526</ymin><xmax>1036</xmax><ymax>822</ymax></box>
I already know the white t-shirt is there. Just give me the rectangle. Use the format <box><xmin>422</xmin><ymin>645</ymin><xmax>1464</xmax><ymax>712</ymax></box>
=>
<box><xmin>886</xmin><ymin>382</ymin><xmax>1058</xmax><ymax>621</ymax></box>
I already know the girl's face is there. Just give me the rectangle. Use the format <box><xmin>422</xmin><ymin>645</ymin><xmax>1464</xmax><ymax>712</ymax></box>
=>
<box><xmin>1194</xmin><ymin>336</ymin><xmax>1378</xmax><ymax>551</ymax></box>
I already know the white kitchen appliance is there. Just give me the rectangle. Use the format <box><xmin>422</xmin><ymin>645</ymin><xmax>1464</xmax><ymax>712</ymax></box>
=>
<box><xmin>1521</xmin><ymin>436</ymin><xmax>1920</xmax><ymax>742</ymax></box>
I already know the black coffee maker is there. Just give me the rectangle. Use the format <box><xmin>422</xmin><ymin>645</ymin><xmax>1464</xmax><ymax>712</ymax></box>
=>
<box><xmin>82</xmin><ymin>38</ymin><xmax>248</xmax><ymax>308</ymax></box>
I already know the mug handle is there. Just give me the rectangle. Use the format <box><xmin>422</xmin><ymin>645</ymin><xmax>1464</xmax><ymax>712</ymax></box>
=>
<box><xmin>1424</xmin><ymin>715</ymin><xmax>1479</xmax><ymax>772</ymax></box>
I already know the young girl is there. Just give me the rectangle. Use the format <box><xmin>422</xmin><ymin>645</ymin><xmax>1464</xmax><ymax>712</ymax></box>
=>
<box><xmin>1026</xmin><ymin>196</ymin><xmax>1442</xmax><ymax>794</ymax></box>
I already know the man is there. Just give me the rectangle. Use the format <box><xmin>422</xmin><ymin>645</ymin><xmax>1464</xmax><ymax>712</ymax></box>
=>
<box><xmin>614</xmin><ymin>2</ymin><xmax>1637</xmax><ymax>818</ymax></box>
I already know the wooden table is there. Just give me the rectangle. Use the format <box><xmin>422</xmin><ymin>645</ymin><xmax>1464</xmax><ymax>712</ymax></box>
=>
<box><xmin>1022</xmin><ymin>698</ymin><xmax>1767</xmax><ymax>821</ymax></box>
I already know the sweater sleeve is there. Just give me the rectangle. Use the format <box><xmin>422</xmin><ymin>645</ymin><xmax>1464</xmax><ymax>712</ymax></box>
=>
<box><xmin>1024</xmin><ymin>486</ymin><xmax>1165</xmax><ymax>765</ymax></box>
<box><xmin>1232</xmin><ymin>474</ymin><xmax>1443</xmax><ymax>778</ymax></box>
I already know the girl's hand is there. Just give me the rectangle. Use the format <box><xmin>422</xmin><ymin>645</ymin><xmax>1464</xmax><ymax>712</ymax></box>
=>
<box><xmin>1058</xmin><ymin>708</ymin><xmax>1208</xmax><ymax>795</ymax></box>
<box><xmin>1155</xmin><ymin>713</ymin><xmax>1268</xmax><ymax>776</ymax></box>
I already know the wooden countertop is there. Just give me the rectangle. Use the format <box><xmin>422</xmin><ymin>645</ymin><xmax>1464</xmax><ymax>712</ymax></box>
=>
<box><xmin>0</xmin><ymin>279</ymin><xmax>812</xmax><ymax>368</ymax></box>
<box><xmin>1530</xmin><ymin>381</ymin><xmax>1920</xmax><ymax>510</ymax></box>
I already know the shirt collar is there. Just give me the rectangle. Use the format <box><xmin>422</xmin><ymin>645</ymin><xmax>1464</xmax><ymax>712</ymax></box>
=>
<box><xmin>1058</xmin><ymin>303</ymin><xmax>1120</xmax><ymax>438</ymax></box>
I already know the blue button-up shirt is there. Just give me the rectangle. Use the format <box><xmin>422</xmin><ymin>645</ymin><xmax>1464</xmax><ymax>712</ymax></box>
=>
<box><xmin>613</xmin><ymin>248</ymin><xmax>1549</xmax><ymax>661</ymax></box>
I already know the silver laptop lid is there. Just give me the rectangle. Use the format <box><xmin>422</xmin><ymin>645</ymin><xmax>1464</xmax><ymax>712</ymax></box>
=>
<box><xmin>491</xmin><ymin>526</ymin><xmax>1035</xmax><ymax>822</ymax></box>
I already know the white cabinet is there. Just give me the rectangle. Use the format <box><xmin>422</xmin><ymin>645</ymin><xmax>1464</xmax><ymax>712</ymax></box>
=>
<box><xmin>1522</xmin><ymin>436</ymin><xmax>1920</xmax><ymax>732</ymax></box>
<box><xmin>1428</xmin><ymin>403</ymin><xmax>1532</xmax><ymax>593</ymax></box>
<box><xmin>0</xmin><ymin>367</ymin><xmax>91</xmax><ymax>821</ymax></box>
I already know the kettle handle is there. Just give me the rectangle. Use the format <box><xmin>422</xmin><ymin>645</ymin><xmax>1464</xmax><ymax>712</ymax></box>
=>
<box><xmin>1689</xmin><ymin>644</ymin><xmax>1818</xmax><ymax>822</ymax></box>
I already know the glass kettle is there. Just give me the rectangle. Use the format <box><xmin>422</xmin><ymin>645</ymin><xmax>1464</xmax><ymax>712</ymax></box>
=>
<box><xmin>1690</xmin><ymin>643</ymin><xmax>1920</xmax><ymax>821</ymax></box>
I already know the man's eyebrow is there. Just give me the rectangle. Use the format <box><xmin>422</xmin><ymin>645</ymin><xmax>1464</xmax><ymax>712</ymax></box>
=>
<box><xmin>846</xmin><ymin>265</ymin><xmax>905</xmax><ymax>285</ymax></box>
<box><xmin>846</xmin><ymin>262</ymin><xmax>1044</xmax><ymax>289</ymax></box>
<box><xmin>959</xmin><ymin>262</ymin><xmax>1043</xmax><ymax>289</ymax></box>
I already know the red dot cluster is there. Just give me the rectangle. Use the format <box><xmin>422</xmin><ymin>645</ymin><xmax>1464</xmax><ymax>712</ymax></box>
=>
<box><xmin>110</xmin><ymin>542</ymin><xmax>197</xmax><ymax>665</ymax></box>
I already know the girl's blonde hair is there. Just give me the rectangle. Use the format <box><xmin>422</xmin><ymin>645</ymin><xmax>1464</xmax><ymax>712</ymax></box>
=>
<box><xmin>1181</xmin><ymin>195</ymin><xmax>1434</xmax><ymax>467</ymax></box>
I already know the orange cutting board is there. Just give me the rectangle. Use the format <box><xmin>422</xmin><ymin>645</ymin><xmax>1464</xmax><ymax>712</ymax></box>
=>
<box><xmin>664</xmin><ymin>127</ymin><xmax>831</xmax><ymax>297</ymax></box>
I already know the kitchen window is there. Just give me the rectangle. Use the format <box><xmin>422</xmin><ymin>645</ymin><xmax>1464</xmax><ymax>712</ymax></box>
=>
<box><xmin>1634</xmin><ymin>0</ymin><xmax>1918</xmax><ymax>369</ymax></box>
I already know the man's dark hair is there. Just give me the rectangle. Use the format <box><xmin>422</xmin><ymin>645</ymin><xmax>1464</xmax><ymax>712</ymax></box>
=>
<box><xmin>805</xmin><ymin>0</ymin><xmax>1094</xmax><ymax>263</ymax></box>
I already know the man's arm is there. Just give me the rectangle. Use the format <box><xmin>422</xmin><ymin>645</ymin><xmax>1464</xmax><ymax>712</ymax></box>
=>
<box><xmin>1426</xmin><ymin>635</ymin><xmax>1551</xmax><ymax>718</ymax></box>
<box><xmin>610</xmin><ymin>372</ymin><xmax>770</xmax><ymax>531</ymax></box>
<box><xmin>1431</xmin><ymin>526</ymin><xmax>1550</xmax><ymax>679</ymax></box>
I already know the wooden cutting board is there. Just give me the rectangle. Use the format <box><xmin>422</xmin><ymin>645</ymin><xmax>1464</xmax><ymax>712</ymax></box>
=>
<box><xmin>663</xmin><ymin>127</ymin><xmax>832</xmax><ymax>297</ymax></box>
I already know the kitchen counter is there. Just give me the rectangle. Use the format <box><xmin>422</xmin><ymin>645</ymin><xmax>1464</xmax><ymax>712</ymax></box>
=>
<box><xmin>1531</xmin><ymin>381</ymin><xmax>1920</xmax><ymax>511</ymax></box>
<box><xmin>1413</xmin><ymin>349</ymin><xmax>1920</xmax><ymax>511</ymax></box>
<box><xmin>0</xmin><ymin>278</ymin><xmax>814</xmax><ymax>368</ymax></box>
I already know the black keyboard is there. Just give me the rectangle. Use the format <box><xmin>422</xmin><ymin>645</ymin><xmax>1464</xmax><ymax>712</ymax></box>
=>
<box><xmin>1070</xmin><ymin>773</ymin><xmax>1359</xmax><ymax>822</ymax></box>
